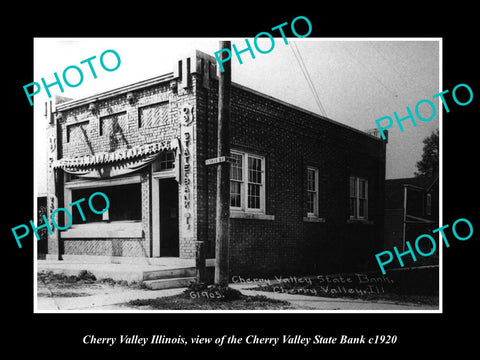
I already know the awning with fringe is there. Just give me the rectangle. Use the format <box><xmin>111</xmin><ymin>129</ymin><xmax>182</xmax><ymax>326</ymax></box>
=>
<box><xmin>53</xmin><ymin>139</ymin><xmax>178</xmax><ymax>179</ymax></box>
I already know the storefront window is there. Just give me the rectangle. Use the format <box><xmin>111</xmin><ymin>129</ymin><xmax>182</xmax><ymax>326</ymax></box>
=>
<box><xmin>71</xmin><ymin>183</ymin><xmax>141</xmax><ymax>224</ymax></box>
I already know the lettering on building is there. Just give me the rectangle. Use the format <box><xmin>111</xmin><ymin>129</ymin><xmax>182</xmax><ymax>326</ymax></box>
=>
<box><xmin>180</xmin><ymin>104</ymin><xmax>194</xmax><ymax>233</ymax></box>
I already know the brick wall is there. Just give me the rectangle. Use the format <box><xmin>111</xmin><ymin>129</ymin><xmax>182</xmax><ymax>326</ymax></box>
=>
<box><xmin>51</xmin><ymin>55</ymin><xmax>385</xmax><ymax>273</ymax></box>
<box><xmin>385</xmin><ymin>209</ymin><xmax>404</xmax><ymax>249</ymax></box>
<box><xmin>55</xmin><ymin>77</ymin><xmax>198</xmax><ymax>259</ymax></box>
<box><xmin>60</xmin><ymin>82</ymin><xmax>179</xmax><ymax>159</ymax></box>
<box><xmin>63</xmin><ymin>238</ymin><xmax>149</xmax><ymax>257</ymax></box>
<box><xmin>197</xmin><ymin>79</ymin><xmax>386</xmax><ymax>278</ymax></box>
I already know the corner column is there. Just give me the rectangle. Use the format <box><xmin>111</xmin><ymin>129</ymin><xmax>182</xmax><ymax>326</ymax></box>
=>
<box><xmin>45</xmin><ymin>101</ymin><xmax>63</xmax><ymax>260</ymax></box>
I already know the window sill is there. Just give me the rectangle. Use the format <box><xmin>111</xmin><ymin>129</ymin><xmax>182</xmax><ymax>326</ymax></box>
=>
<box><xmin>303</xmin><ymin>216</ymin><xmax>326</xmax><ymax>223</ymax></box>
<box><xmin>347</xmin><ymin>219</ymin><xmax>374</xmax><ymax>225</ymax></box>
<box><xmin>230</xmin><ymin>211</ymin><xmax>275</xmax><ymax>220</ymax></box>
<box><xmin>61</xmin><ymin>221</ymin><xmax>143</xmax><ymax>238</ymax></box>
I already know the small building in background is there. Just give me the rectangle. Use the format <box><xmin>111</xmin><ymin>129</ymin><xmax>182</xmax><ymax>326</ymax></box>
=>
<box><xmin>384</xmin><ymin>176</ymin><xmax>439</xmax><ymax>266</ymax></box>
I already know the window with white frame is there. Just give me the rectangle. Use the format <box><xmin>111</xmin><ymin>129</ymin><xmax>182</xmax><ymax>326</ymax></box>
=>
<box><xmin>230</xmin><ymin>150</ymin><xmax>265</xmax><ymax>212</ymax></box>
<box><xmin>349</xmin><ymin>176</ymin><xmax>368</xmax><ymax>219</ymax></box>
<box><xmin>306</xmin><ymin>167</ymin><xmax>319</xmax><ymax>217</ymax></box>
<box><xmin>230</xmin><ymin>152</ymin><xmax>243</xmax><ymax>209</ymax></box>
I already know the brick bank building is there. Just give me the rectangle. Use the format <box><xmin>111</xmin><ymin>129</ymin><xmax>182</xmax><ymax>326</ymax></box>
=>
<box><xmin>44</xmin><ymin>50</ymin><xmax>386</xmax><ymax>277</ymax></box>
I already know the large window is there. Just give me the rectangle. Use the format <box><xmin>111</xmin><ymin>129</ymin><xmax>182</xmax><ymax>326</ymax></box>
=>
<box><xmin>307</xmin><ymin>167</ymin><xmax>319</xmax><ymax>217</ymax></box>
<box><xmin>230</xmin><ymin>150</ymin><xmax>265</xmax><ymax>212</ymax></box>
<box><xmin>65</xmin><ymin>175</ymin><xmax>142</xmax><ymax>226</ymax></box>
<box><xmin>349</xmin><ymin>176</ymin><xmax>368</xmax><ymax>219</ymax></box>
<box><xmin>71</xmin><ymin>183</ymin><xmax>142</xmax><ymax>224</ymax></box>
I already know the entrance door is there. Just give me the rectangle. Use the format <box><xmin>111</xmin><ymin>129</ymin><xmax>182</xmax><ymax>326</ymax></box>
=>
<box><xmin>159</xmin><ymin>178</ymin><xmax>179</xmax><ymax>257</ymax></box>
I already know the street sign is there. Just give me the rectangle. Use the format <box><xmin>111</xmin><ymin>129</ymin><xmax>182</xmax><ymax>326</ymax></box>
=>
<box><xmin>205</xmin><ymin>156</ymin><xmax>233</xmax><ymax>166</ymax></box>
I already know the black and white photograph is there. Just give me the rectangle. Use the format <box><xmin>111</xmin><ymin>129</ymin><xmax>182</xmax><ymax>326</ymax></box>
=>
<box><xmin>5</xmin><ymin>8</ymin><xmax>479</xmax><ymax>356</ymax></box>
<box><xmin>32</xmin><ymin>37</ymin><xmax>440</xmax><ymax>312</ymax></box>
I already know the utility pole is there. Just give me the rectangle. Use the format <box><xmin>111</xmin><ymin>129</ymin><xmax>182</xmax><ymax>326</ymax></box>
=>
<box><xmin>214</xmin><ymin>41</ymin><xmax>231</xmax><ymax>286</ymax></box>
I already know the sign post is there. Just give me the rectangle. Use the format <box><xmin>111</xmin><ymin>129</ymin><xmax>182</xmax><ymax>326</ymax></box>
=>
<box><xmin>214</xmin><ymin>40</ymin><xmax>231</xmax><ymax>286</ymax></box>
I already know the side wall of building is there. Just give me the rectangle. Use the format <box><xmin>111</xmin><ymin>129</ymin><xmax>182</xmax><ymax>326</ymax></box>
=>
<box><xmin>384</xmin><ymin>209</ymin><xmax>404</xmax><ymax>249</ymax></box>
<box><xmin>197</xmin><ymin>79</ymin><xmax>386</xmax><ymax>277</ymax></box>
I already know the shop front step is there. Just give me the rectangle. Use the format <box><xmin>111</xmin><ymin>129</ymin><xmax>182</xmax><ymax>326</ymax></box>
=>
<box><xmin>142</xmin><ymin>267</ymin><xmax>196</xmax><ymax>281</ymax></box>
<box><xmin>143</xmin><ymin>276</ymin><xmax>196</xmax><ymax>290</ymax></box>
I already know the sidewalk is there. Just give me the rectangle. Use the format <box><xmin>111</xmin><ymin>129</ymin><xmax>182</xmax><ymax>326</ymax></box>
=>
<box><xmin>36</xmin><ymin>260</ymin><xmax>438</xmax><ymax>311</ymax></box>
<box><xmin>37</xmin><ymin>287</ymin><xmax>186</xmax><ymax>311</ymax></box>
<box><xmin>37</xmin><ymin>258</ymin><xmax>196</xmax><ymax>283</ymax></box>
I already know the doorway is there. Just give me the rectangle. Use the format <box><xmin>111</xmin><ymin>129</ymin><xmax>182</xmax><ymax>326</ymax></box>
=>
<box><xmin>159</xmin><ymin>178</ymin><xmax>179</xmax><ymax>257</ymax></box>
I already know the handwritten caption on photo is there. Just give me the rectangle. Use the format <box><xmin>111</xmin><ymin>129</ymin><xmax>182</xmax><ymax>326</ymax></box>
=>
<box><xmin>231</xmin><ymin>273</ymin><xmax>393</xmax><ymax>296</ymax></box>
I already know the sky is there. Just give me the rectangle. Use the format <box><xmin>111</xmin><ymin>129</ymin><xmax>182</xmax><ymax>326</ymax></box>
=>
<box><xmin>33</xmin><ymin>37</ymin><xmax>440</xmax><ymax>195</ymax></box>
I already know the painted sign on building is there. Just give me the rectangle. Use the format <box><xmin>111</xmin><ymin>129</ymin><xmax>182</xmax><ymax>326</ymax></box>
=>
<box><xmin>180</xmin><ymin>104</ymin><xmax>194</xmax><ymax>235</ymax></box>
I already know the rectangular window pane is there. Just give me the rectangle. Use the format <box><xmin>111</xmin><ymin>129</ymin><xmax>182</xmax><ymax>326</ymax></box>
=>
<box><xmin>152</xmin><ymin>151</ymin><xmax>175</xmax><ymax>171</ymax></box>
<box><xmin>307</xmin><ymin>167</ymin><xmax>318</xmax><ymax>216</ymax></box>
<box><xmin>248</xmin><ymin>183</ymin><xmax>261</xmax><ymax>209</ymax></box>
<box><xmin>350</xmin><ymin>198</ymin><xmax>357</xmax><ymax>218</ymax></box>
<box><xmin>359</xmin><ymin>199</ymin><xmax>366</xmax><ymax>218</ymax></box>
<box><xmin>248</xmin><ymin>157</ymin><xmax>262</xmax><ymax>184</ymax></box>
<box><xmin>230</xmin><ymin>153</ymin><xmax>243</xmax><ymax>208</ymax></box>
<box><xmin>230</xmin><ymin>153</ymin><xmax>243</xmax><ymax>181</ymax></box>
<box><xmin>359</xmin><ymin>179</ymin><xmax>366</xmax><ymax>198</ymax></box>
<box><xmin>307</xmin><ymin>192</ymin><xmax>315</xmax><ymax>214</ymax></box>
<box><xmin>307</xmin><ymin>169</ymin><xmax>316</xmax><ymax>191</ymax></box>
<box><xmin>350</xmin><ymin>176</ymin><xmax>357</xmax><ymax>197</ymax></box>
<box><xmin>160</xmin><ymin>151</ymin><xmax>175</xmax><ymax>170</ymax></box>
<box><xmin>350</xmin><ymin>176</ymin><xmax>367</xmax><ymax>219</ymax></box>
<box><xmin>247</xmin><ymin>156</ymin><xmax>262</xmax><ymax>209</ymax></box>
<box><xmin>230</xmin><ymin>181</ymin><xmax>241</xmax><ymax>208</ymax></box>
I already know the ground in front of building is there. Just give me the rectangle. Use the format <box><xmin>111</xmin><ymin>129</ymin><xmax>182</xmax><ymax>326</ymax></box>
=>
<box><xmin>37</xmin><ymin>271</ymin><xmax>291</xmax><ymax>310</ymax></box>
<box><xmin>36</xmin><ymin>269</ymin><xmax>438</xmax><ymax>311</ymax></box>
<box><xmin>249</xmin><ymin>266</ymin><xmax>439</xmax><ymax>307</ymax></box>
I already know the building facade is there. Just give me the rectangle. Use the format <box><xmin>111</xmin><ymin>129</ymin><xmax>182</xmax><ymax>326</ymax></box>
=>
<box><xmin>44</xmin><ymin>50</ymin><xmax>386</xmax><ymax>277</ymax></box>
<box><xmin>384</xmin><ymin>176</ymin><xmax>439</xmax><ymax>265</ymax></box>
